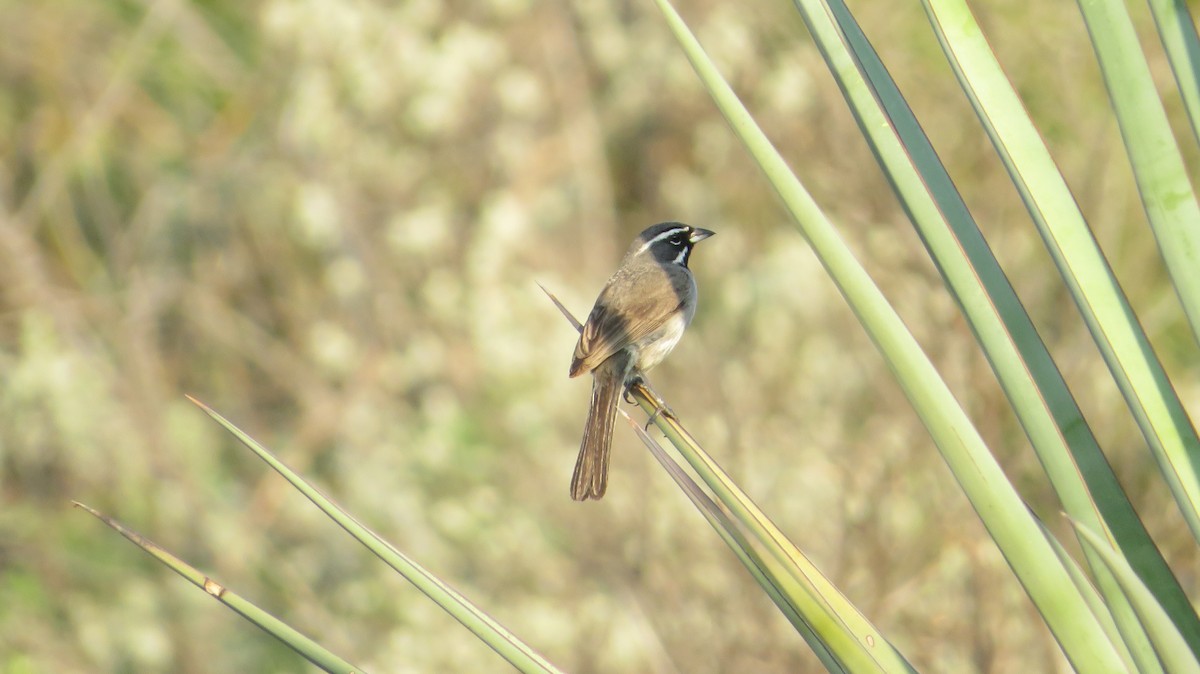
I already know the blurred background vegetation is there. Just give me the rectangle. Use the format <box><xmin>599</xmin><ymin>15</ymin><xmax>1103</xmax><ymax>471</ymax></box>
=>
<box><xmin>2</xmin><ymin>0</ymin><xmax>1198</xmax><ymax>671</ymax></box>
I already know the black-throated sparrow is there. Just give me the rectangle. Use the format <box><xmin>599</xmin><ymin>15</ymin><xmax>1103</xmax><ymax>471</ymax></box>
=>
<box><xmin>569</xmin><ymin>222</ymin><xmax>714</xmax><ymax>501</ymax></box>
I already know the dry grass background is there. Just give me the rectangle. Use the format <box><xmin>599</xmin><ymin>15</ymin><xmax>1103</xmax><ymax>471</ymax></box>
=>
<box><xmin>1</xmin><ymin>0</ymin><xmax>1197</xmax><ymax>672</ymax></box>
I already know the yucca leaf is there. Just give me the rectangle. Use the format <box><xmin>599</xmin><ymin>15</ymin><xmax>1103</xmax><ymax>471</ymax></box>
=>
<box><xmin>187</xmin><ymin>397</ymin><xmax>564</xmax><ymax>674</ymax></box>
<box><xmin>75</xmin><ymin>502</ymin><xmax>364</xmax><ymax>674</ymax></box>
<box><xmin>1144</xmin><ymin>0</ymin><xmax>1200</xmax><ymax>145</ymax></box>
<box><xmin>917</xmin><ymin>0</ymin><xmax>1200</xmax><ymax>549</ymax></box>
<box><xmin>794</xmin><ymin>0</ymin><xmax>1200</xmax><ymax>660</ymax></box>
<box><xmin>622</xmin><ymin>411</ymin><xmax>850</xmax><ymax>674</ymax></box>
<box><xmin>1073</xmin><ymin>519</ymin><xmax>1200</xmax><ymax>674</ymax></box>
<box><xmin>1075</xmin><ymin>0</ymin><xmax>1200</xmax><ymax>343</ymax></box>
<box><xmin>628</xmin><ymin>392</ymin><xmax>915</xmax><ymax>673</ymax></box>
<box><xmin>648</xmin><ymin>0</ymin><xmax>1127</xmax><ymax>669</ymax></box>
<box><xmin>1036</xmin><ymin>514</ymin><xmax>1144</xmax><ymax>673</ymax></box>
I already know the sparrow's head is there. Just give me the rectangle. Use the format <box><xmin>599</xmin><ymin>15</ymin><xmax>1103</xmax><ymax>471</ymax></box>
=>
<box><xmin>629</xmin><ymin>222</ymin><xmax>715</xmax><ymax>267</ymax></box>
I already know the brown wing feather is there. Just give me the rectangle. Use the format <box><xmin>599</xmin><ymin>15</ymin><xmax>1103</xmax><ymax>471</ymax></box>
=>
<box><xmin>569</xmin><ymin>266</ymin><xmax>685</xmax><ymax>377</ymax></box>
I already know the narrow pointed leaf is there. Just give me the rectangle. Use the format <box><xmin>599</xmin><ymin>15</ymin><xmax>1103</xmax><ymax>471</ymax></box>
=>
<box><xmin>1075</xmin><ymin>0</ymin><xmax>1200</xmax><ymax>343</ymax></box>
<box><xmin>918</xmin><ymin>0</ymin><xmax>1200</xmax><ymax>547</ymax></box>
<box><xmin>74</xmin><ymin>502</ymin><xmax>364</xmax><ymax>674</ymax></box>
<box><xmin>1145</xmin><ymin>0</ymin><xmax>1200</xmax><ymax>146</ymax></box>
<box><xmin>623</xmin><ymin>412</ymin><xmax>849</xmax><ymax>673</ymax></box>
<box><xmin>649</xmin><ymin>0</ymin><xmax>1126</xmax><ymax>669</ymax></box>
<box><xmin>1036</xmin><ymin>514</ymin><xmax>1145</xmax><ymax>673</ymax></box>
<box><xmin>186</xmin><ymin>397</ymin><xmax>564</xmax><ymax>674</ymax></box>
<box><xmin>1073</xmin><ymin>519</ymin><xmax>1200</xmax><ymax>674</ymax></box>
<box><xmin>796</xmin><ymin>0</ymin><xmax>1199</xmax><ymax>659</ymax></box>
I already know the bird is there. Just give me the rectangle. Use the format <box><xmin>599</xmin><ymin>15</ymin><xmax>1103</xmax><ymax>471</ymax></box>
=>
<box><xmin>568</xmin><ymin>222</ymin><xmax>714</xmax><ymax>501</ymax></box>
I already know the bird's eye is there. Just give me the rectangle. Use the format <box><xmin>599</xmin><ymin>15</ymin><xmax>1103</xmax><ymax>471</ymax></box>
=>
<box><xmin>669</xmin><ymin>235</ymin><xmax>685</xmax><ymax>246</ymax></box>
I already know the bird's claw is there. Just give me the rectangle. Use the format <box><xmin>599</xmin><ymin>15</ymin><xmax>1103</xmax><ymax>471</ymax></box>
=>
<box><xmin>623</xmin><ymin>374</ymin><xmax>645</xmax><ymax>404</ymax></box>
<box><xmin>631</xmin><ymin>377</ymin><xmax>675</xmax><ymax>429</ymax></box>
<box><xmin>643</xmin><ymin>403</ymin><xmax>676</xmax><ymax>430</ymax></box>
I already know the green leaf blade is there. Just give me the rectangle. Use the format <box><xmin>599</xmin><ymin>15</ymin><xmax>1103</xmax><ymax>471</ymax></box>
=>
<box><xmin>187</xmin><ymin>397</ymin><xmax>564</xmax><ymax>674</ymax></box>
<box><xmin>649</xmin><ymin>0</ymin><xmax>1128</xmax><ymax>669</ymax></box>
<box><xmin>1073</xmin><ymin>519</ymin><xmax>1200</xmax><ymax>674</ymax></box>
<box><xmin>75</xmin><ymin>502</ymin><xmax>365</xmax><ymax>674</ymax></box>
<box><xmin>795</xmin><ymin>0</ymin><xmax>1200</xmax><ymax>661</ymax></box>
<box><xmin>1076</xmin><ymin>0</ymin><xmax>1200</xmax><ymax>351</ymax></box>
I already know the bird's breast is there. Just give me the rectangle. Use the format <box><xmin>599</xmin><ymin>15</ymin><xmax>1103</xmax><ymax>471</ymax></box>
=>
<box><xmin>632</xmin><ymin>311</ymin><xmax>689</xmax><ymax>372</ymax></box>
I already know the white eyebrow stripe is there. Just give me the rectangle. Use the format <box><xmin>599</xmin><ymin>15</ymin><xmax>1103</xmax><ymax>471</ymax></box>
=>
<box><xmin>635</xmin><ymin>227</ymin><xmax>690</xmax><ymax>255</ymax></box>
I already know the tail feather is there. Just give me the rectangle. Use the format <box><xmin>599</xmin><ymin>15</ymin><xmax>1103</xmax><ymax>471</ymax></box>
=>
<box><xmin>571</xmin><ymin>360</ymin><xmax>627</xmax><ymax>501</ymax></box>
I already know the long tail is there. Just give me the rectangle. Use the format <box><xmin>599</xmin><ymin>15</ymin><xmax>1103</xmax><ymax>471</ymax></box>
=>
<box><xmin>571</xmin><ymin>358</ymin><xmax>627</xmax><ymax>501</ymax></box>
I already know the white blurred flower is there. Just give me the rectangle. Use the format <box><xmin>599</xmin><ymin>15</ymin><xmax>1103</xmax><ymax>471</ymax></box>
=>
<box><xmin>387</xmin><ymin>201</ymin><xmax>453</xmax><ymax>256</ymax></box>
<box><xmin>308</xmin><ymin>320</ymin><xmax>358</xmax><ymax>375</ymax></box>
<box><xmin>294</xmin><ymin>181</ymin><xmax>342</xmax><ymax>249</ymax></box>
<box><xmin>325</xmin><ymin>255</ymin><xmax>367</xmax><ymax>299</ymax></box>
<box><xmin>496</xmin><ymin>67</ymin><xmax>546</xmax><ymax>119</ymax></box>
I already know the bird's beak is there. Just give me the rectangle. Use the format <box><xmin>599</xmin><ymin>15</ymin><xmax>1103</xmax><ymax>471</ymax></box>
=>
<box><xmin>689</xmin><ymin>228</ymin><xmax>715</xmax><ymax>243</ymax></box>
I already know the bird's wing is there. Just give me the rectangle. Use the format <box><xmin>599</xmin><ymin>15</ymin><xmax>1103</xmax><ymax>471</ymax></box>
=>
<box><xmin>569</xmin><ymin>275</ymin><xmax>684</xmax><ymax>377</ymax></box>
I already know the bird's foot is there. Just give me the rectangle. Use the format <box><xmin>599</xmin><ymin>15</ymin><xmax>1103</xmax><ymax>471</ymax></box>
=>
<box><xmin>644</xmin><ymin>403</ymin><xmax>677</xmax><ymax>430</ymax></box>
<box><xmin>630</xmin><ymin>377</ymin><xmax>676</xmax><ymax>429</ymax></box>
<box><xmin>623</xmin><ymin>374</ymin><xmax>644</xmax><ymax>404</ymax></box>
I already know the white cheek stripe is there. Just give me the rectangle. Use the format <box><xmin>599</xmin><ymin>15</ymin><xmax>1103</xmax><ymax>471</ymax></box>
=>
<box><xmin>672</xmin><ymin>247</ymin><xmax>688</xmax><ymax>264</ymax></box>
<box><xmin>635</xmin><ymin>227</ymin><xmax>690</xmax><ymax>256</ymax></box>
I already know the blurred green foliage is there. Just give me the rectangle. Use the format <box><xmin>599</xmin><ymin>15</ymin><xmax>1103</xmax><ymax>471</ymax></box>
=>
<box><xmin>1</xmin><ymin>0</ymin><xmax>1196</xmax><ymax>672</ymax></box>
